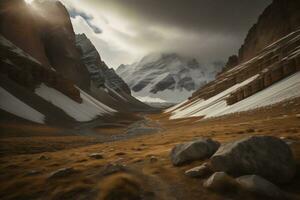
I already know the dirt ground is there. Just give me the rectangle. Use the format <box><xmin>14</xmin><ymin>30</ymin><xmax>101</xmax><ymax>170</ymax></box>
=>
<box><xmin>1</xmin><ymin>98</ymin><xmax>300</xmax><ymax>200</ymax></box>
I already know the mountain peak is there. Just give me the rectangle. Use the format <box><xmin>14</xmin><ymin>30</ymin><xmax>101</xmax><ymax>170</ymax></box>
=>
<box><xmin>116</xmin><ymin>53</ymin><xmax>223</xmax><ymax>103</ymax></box>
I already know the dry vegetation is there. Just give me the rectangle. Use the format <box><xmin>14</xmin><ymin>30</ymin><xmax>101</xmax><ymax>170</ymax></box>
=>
<box><xmin>1</xmin><ymin>98</ymin><xmax>300</xmax><ymax>200</ymax></box>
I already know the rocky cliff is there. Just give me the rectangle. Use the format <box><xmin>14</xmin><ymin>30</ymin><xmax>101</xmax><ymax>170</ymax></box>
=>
<box><xmin>0</xmin><ymin>0</ymin><xmax>90</xmax><ymax>89</ymax></box>
<box><xmin>75</xmin><ymin>34</ymin><xmax>131</xmax><ymax>94</ymax></box>
<box><xmin>221</xmin><ymin>0</ymin><xmax>300</xmax><ymax>72</ymax></box>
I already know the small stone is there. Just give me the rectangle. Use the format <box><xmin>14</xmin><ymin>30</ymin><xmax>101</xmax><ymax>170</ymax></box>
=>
<box><xmin>25</xmin><ymin>170</ymin><xmax>41</xmax><ymax>176</ymax></box>
<box><xmin>185</xmin><ymin>163</ymin><xmax>212</xmax><ymax>178</ymax></box>
<box><xmin>38</xmin><ymin>155</ymin><xmax>49</xmax><ymax>160</ymax></box>
<box><xmin>48</xmin><ymin>167</ymin><xmax>77</xmax><ymax>179</ymax></box>
<box><xmin>89</xmin><ymin>153</ymin><xmax>104</xmax><ymax>159</ymax></box>
<box><xmin>150</xmin><ymin>156</ymin><xmax>158</xmax><ymax>163</ymax></box>
<box><xmin>101</xmin><ymin>164</ymin><xmax>127</xmax><ymax>176</ymax></box>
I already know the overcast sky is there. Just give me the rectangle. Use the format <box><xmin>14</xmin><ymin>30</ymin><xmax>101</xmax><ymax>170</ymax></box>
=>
<box><xmin>60</xmin><ymin>0</ymin><xmax>272</xmax><ymax>69</ymax></box>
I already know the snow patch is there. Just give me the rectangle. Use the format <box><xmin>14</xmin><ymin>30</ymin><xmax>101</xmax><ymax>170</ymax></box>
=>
<box><xmin>170</xmin><ymin>72</ymin><xmax>300</xmax><ymax>120</ymax></box>
<box><xmin>35</xmin><ymin>84</ymin><xmax>116</xmax><ymax>122</ymax></box>
<box><xmin>135</xmin><ymin>96</ymin><xmax>167</xmax><ymax>103</ymax></box>
<box><xmin>0</xmin><ymin>87</ymin><xmax>45</xmax><ymax>124</ymax></box>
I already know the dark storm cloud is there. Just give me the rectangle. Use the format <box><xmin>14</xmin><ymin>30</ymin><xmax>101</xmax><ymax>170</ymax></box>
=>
<box><xmin>63</xmin><ymin>0</ymin><xmax>272</xmax><ymax>67</ymax></box>
<box><xmin>68</xmin><ymin>7</ymin><xmax>102</xmax><ymax>34</ymax></box>
<box><xmin>89</xmin><ymin>0</ymin><xmax>272</xmax><ymax>36</ymax></box>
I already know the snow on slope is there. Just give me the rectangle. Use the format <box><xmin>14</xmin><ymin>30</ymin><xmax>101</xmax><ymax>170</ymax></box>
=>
<box><xmin>117</xmin><ymin>53</ymin><xmax>223</xmax><ymax>103</ymax></box>
<box><xmin>170</xmin><ymin>74</ymin><xmax>259</xmax><ymax>119</ymax></box>
<box><xmin>170</xmin><ymin>72</ymin><xmax>300</xmax><ymax>119</ymax></box>
<box><xmin>0</xmin><ymin>87</ymin><xmax>45</xmax><ymax>124</ymax></box>
<box><xmin>35</xmin><ymin>84</ymin><xmax>116</xmax><ymax>122</ymax></box>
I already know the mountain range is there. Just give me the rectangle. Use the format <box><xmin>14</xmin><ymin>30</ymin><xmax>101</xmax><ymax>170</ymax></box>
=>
<box><xmin>116</xmin><ymin>53</ymin><xmax>223</xmax><ymax>103</ymax></box>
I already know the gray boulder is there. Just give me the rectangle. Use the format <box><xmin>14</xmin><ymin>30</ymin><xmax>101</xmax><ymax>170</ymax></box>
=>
<box><xmin>203</xmin><ymin>172</ymin><xmax>238</xmax><ymax>192</ymax></box>
<box><xmin>236</xmin><ymin>175</ymin><xmax>286</xmax><ymax>199</ymax></box>
<box><xmin>185</xmin><ymin>163</ymin><xmax>212</xmax><ymax>178</ymax></box>
<box><xmin>170</xmin><ymin>138</ymin><xmax>220</xmax><ymax>166</ymax></box>
<box><xmin>210</xmin><ymin>136</ymin><xmax>296</xmax><ymax>184</ymax></box>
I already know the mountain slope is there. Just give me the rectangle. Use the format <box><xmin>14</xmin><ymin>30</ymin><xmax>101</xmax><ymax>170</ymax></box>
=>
<box><xmin>116</xmin><ymin>53</ymin><xmax>223</xmax><ymax>103</ymax></box>
<box><xmin>221</xmin><ymin>0</ymin><xmax>300</xmax><ymax>73</ymax></box>
<box><xmin>0</xmin><ymin>0</ymin><xmax>151</xmax><ymax>127</ymax></box>
<box><xmin>75</xmin><ymin>34</ymin><xmax>152</xmax><ymax>112</ymax></box>
<box><xmin>167</xmin><ymin>29</ymin><xmax>300</xmax><ymax>119</ymax></box>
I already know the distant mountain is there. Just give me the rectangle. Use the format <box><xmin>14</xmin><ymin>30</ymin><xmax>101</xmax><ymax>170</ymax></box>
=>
<box><xmin>116</xmin><ymin>53</ymin><xmax>223</xmax><ymax>103</ymax></box>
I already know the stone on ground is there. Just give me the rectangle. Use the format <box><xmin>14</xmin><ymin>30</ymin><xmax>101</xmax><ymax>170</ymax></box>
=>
<box><xmin>170</xmin><ymin>138</ymin><xmax>220</xmax><ymax>166</ymax></box>
<box><xmin>185</xmin><ymin>163</ymin><xmax>212</xmax><ymax>178</ymax></box>
<box><xmin>236</xmin><ymin>175</ymin><xmax>286</xmax><ymax>199</ymax></box>
<box><xmin>210</xmin><ymin>136</ymin><xmax>296</xmax><ymax>184</ymax></box>
<box><xmin>48</xmin><ymin>167</ymin><xmax>77</xmax><ymax>179</ymax></box>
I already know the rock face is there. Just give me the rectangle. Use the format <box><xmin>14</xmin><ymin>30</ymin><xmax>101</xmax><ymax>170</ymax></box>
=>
<box><xmin>238</xmin><ymin>0</ymin><xmax>300</xmax><ymax>63</ymax></box>
<box><xmin>75</xmin><ymin>34</ymin><xmax>131</xmax><ymax>94</ymax></box>
<box><xmin>210</xmin><ymin>136</ymin><xmax>296</xmax><ymax>184</ymax></box>
<box><xmin>0</xmin><ymin>0</ymin><xmax>90</xmax><ymax>89</ymax></box>
<box><xmin>116</xmin><ymin>53</ymin><xmax>223</xmax><ymax>103</ymax></box>
<box><xmin>236</xmin><ymin>175</ymin><xmax>286</xmax><ymax>199</ymax></box>
<box><xmin>170</xmin><ymin>138</ymin><xmax>220</xmax><ymax>166</ymax></box>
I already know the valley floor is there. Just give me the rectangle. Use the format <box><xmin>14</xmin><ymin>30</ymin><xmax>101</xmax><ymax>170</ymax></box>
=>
<box><xmin>1</xmin><ymin>98</ymin><xmax>300</xmax><ymax>200</ymax></box>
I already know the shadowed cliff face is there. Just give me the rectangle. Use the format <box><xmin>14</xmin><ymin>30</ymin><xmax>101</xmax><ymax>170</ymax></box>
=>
<box><xmin>238</xmin><ymin>0</ymin><xmax>300</xmax><ymax>63</ymax></box>
<box><xmin>76</xmin><ymin>34</ymin><xmax>131</xmax><ymax>94</ymax></box>
<box><xmin>222</xmin><ymin>0</ymin><xmax>300</xmax><ymax>72</ymax></box>
<box><xmin>0</xmin><ymin>0</ymin><xmax>90</xmax><ymax>90</ymax></box>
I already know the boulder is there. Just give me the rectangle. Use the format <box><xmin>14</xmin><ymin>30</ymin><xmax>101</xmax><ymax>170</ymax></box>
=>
<box><xmin>236</xmin><ymin>175</ymin><xmax>286</xmax><ymax>199</ymax></box>
<box><xmin>170</xmin><ymin>138</ymin><xmax>220</xmax><ymax>166</ymax></box>
<box><xmin>203</xmin><ymin>172</ymin><xmax>238</xmax><ymax>192</ymax></box>
<box><xmin>185</xmin><ymin>163</ymin><xmax>212</xmax><ymax>178</ymax></box>
<box><xmin>210</xmin><ymin>136</ymin><xmax>296</xmax><ymax>184</ymax></box>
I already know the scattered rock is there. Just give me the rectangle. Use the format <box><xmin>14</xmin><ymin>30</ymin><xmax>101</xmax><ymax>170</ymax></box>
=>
<box><xmin>25</xmin><ymin>170</ymin><xmax>42</xmax><ymax>176</ymax></box>
<box><xmin>170</xmin><ymin>138</ymin><xmax>220</xmax><ymax>166</ymax></box>
<box><xmin>89</xmin><ymin>153</ymin><xmax>104</xmax><ymax>159</ymax></box>
<box><xmin>38</xmin><ymin>155</ymin><xmax>49</xmax><ymax>160</ymax></box>
<box><xmin>210</xmin><ymin>136</ymin><xmax>296</xmax><ymax>184</ymax></box>
<box><xmin>203</xmin><ymin>172</ymin><xmax>238</xmax><ymax>192</ymax></box>
<box><xmin>236</xmin><ymin>175</ymin><xmax>286</xmax><ymax>199</ymax></box>
<box><xmin>48</xmin><ymin>167</ymin><xmax>77</xmax><ymax>179</ymax></box>
<box><xmin>149</xmin><ymin>156</ymin><xmax>158</xmax><ymax>163</ymax></box>
<box><xmin>185</xmin><ymin>163</ymin><xmax>212</xmax><ymax>178</ymax></box>
<box><xmin>101</xmin><ymin>164</ymin><xmax>127</xmax><ymax>176</ymax></box>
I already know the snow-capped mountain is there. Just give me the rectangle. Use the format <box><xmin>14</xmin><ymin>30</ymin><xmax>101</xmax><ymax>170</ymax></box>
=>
<box><xmin>116</xmin><ymin>53</ymin><xmax>223</xmax><ymax>103</ymax></box>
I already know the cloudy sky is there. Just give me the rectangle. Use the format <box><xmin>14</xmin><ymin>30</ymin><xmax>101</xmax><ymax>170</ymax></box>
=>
<box><xmin>59</xmin><ymin>0</ymin><xmax>272</xmax><ymax>69</ymax></box>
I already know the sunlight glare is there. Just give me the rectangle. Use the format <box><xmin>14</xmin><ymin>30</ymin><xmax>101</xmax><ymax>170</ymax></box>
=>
<box><xmin>25</xmin><ymin>0</ymin><xmax>34</xmax><ymax>4</ymax></box>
